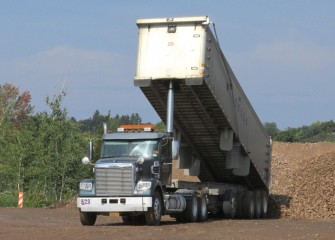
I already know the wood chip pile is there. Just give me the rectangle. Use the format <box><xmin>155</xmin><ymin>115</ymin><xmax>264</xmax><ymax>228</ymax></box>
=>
<box><xmin>269</xmin><ymin>142</ymin><xmax>335</xmax><ymax>219</ymax></box>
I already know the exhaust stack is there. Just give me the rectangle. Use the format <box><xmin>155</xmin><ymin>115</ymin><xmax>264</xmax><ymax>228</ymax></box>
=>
<box><xmin>166</xmin><ymin>81</ymin><xmax>174</xmax><ymax>136</ymax></box>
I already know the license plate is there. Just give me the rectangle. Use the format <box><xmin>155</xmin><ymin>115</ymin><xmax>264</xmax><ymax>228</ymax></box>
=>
<box><xmin>109</xmin><ymin>212</ymin><xmax>120</xmax><ymax>217</ymax></box>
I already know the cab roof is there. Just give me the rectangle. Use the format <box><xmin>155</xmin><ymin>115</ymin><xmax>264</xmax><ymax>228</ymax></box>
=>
<box><xmin>102</xmin><ymin>132</ymin><xmax>167</xmax><ymax>140</ymax></box>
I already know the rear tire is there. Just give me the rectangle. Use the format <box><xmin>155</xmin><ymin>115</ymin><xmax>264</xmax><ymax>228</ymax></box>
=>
<box><xmin>254</xmin><ymin>190</ymin><xmax>262</xmax><ymax>219</ymax></box>
<box><xmin>145</xmin><ymin>191</ymin><xmax>162</xmax><ymax>226</ymax></box>
<box><xmin>175</xmin><ymin>194</ymin><xmax>198</xmax><ymax>223</ymax></box>
<box><xmin>197</xmin><ymin>195</ymin><xmax>208</xmax><ymax>222</ymax></box>
<box><xmin>260</xmin><ymin>190</ymin><xmax>268</xmax><ymax>218</ymax></box>
<box><xmin>222</xmin><ymin>191</ymin><xmax>237</xmax><ymax>219</ymax></box>
<box><xmin>235</xmin><ymin>191</ymin><xmax>244</xmax><ymax>219</ymax></box>
<box><xmin>185</xmin><ymin>194</ymin><xmax>198</xmax><ymax>222</ymax></box>
<box><xmin>79</xmin><ymin>210</ymin><xmax>97</xmax><ymax>226</ymax></box>
<box><xmin>242</xmin><ymin>191</ymin><xmax>255</xmax><ymax>219</ymax></box>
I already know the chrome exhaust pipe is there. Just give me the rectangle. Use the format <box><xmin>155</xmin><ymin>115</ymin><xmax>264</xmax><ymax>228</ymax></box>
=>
<box><xmin>166</xmin><ymin>81</ymin><xmax>174</xmax><ymax>136</ymax></box>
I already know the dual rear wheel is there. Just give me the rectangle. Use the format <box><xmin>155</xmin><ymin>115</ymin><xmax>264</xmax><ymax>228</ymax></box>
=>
<box><xmin>175</xmin><ymin>194</ymin><xmax>208</xmax><ymax>223</ymax></box>
<box><xmin>222</xmin><ymin>189</ymin><xmax>268</xmax><ymax>219</ymax></box>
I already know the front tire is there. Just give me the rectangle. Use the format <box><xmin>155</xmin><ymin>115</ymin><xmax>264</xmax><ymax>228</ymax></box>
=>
<box><xmin>79</xmin><ymin>210</ymin><xmax>97</xmax><ymax>226</ymax></box>
<box><xmin>145</xmin><ymin>191</ymin><xmax>162</xmax><ymax>226</ymax></box>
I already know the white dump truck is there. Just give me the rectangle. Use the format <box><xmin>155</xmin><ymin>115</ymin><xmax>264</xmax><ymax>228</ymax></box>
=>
<box><xmin>77</xmin><ymin>16</ymin><xmax>272</xmax><ymax>226</ymax></box>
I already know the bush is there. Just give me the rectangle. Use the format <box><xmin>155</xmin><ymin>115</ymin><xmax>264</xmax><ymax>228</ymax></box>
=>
<box><xmin>0</xmin><ymin>192</ymin><xmax>18</xmax><ymax>207</ymax></box>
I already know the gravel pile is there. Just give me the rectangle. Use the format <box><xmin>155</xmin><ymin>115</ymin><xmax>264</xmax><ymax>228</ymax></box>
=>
<box><xmin>286</xmin><ymin>152</ymin><xmax>335</xmax><ymax>219</ymax></box>
<box><xmin>270</xmin><ymin>142</ymin><xmax>335</xmax><ymax>219</ymax></box>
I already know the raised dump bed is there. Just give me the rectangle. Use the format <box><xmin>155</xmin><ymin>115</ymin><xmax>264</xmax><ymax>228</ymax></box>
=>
<box><xmin>135</xmin><ymin>16</ymin><xmax>271</xmax><ymax>190</ymax></box>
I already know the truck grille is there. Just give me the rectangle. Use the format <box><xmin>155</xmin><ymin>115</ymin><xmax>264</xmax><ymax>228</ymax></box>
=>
<box><xmin>95</xmin><ymin>165</ymin><xmax>134</xmax><ymax>196</ymax></box>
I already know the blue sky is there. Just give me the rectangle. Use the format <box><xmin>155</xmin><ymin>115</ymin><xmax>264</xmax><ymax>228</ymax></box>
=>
<box><xmin>1</xmin><ymin>1</ymin><xmax>334</xmax><ymax>129</ymax></box>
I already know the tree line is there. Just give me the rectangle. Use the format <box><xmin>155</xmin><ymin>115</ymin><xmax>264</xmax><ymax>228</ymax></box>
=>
<box><xmin>264</xmin><ymin>121</ymin><xmax>335</xmax><ymax>142</ymax></box>
<box><xmin>0</xmin><ymin>83</ymin><xmax>155</xmax><ymax>207</ymax></box>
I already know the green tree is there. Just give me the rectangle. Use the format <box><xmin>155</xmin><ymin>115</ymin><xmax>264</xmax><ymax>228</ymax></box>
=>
<box><xmin>0</xmin><ymin>120</ymin><xmax>30</xmax><ymax>206</ymax></box>
<box><xmin>28</xmin><ymin>90</ymin><xmax>89</xmax><ymax>203</ymax></box>
<box><xmin>0</xmin><ymin>84</ymin><xmax>34</xmax><ymax>200</ymax></box>
<box><xmin>130</xmin><ymin>113</ymin><xmax>142</xmax><ymax>125</ymax></box>
<box><xmin>274</xmin><ymin>128</ymin><xmax>299</xmax><ymax>142</ymax></box>
<box><xmin>155</xmin><ymin>121</ymin><xmax>166</xmax><ymax>133</ymax></box>
<box><xmin>78</xmin><ymin>110</ymin><xmax>107</xmax><ymax>132</ymax></box>
<box><xmin>0</xmin><ymin>88</ymin><xmax>90</xmax><ymax>207</ymax></box>
<box><xmin>263</xmin><ymin>122</ymin><xmax>280</xmax><ymax>138</ymax></box>
<box><xmin>273</xmin><ymin>120</ymin><xmax>335</xmax><ymax>143</ymax></box>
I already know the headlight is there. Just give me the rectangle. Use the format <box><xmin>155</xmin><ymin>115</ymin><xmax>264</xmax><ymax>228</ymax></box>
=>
<box><xmin>80</xmin><ymin>182</ymin><xmax>93</xmax><ymax>191</ymax></box>
<box><xmin>136</xmin><ymin>181</ymin><xmax>152</xmax><ymax>191</ymax></box>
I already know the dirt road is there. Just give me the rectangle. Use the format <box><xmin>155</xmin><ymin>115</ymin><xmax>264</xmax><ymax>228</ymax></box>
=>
<box><xmin>1</xmin><ymin>208</ymin><xmax>334</xmax><ymax>240</ymax></box>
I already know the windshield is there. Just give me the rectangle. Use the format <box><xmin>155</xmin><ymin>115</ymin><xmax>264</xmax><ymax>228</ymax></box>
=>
<box><xmin>101</xmin><ymin>140</ymin><xmax>159</xmax><ymax>159</ymax></box>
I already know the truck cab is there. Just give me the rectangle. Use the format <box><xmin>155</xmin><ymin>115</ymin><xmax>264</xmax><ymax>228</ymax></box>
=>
<box><xmin>77</xmin><ymin>125</ymin><xmax>174</xmax><ymax>225</ymax></box>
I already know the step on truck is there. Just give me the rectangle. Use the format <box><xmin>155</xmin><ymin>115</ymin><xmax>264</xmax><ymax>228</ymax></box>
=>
<box><xmin>77</xmin><ymin>16</ymin><xmax>272</xmax><ymax>226</ymax></box>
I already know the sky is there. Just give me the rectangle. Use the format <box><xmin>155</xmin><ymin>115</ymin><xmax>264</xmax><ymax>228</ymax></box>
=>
<box><xmin>1</xmin><ymin>1</ymin><xmax>334</xmax><ymax>130</ymax></box>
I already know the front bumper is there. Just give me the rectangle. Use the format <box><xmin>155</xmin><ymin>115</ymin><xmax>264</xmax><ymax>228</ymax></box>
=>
<box><xmin>77</xmin><ymin>196</ymin><xmax>152</xmax><ymax>212</ymax></box>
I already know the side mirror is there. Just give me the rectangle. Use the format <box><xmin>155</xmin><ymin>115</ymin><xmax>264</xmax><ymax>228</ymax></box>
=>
<box><xmin>82</xmin><ymin>156</ymin><xmax>91</xmax><ymax>165</ymax></box>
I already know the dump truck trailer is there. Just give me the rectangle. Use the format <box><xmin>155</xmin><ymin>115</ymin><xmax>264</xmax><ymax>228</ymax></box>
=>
<box><xmin>77</xmin><ymin>16</ymin><xmax>272</xmax><ymax>226</ymax></box>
